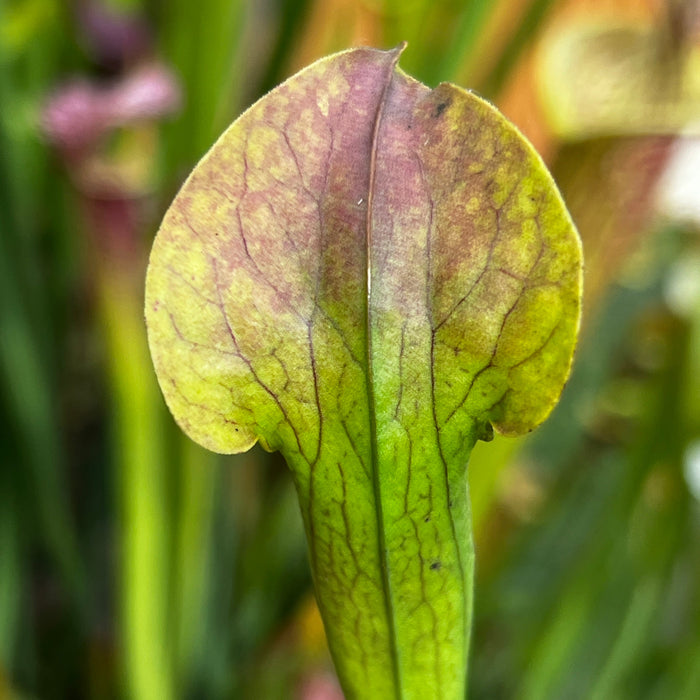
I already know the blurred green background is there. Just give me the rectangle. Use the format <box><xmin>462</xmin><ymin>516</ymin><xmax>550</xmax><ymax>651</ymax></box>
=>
<box><xmin>2</xmin><ymin>0</ymin><xmax>700</xmax><ymax>698</ymax></box>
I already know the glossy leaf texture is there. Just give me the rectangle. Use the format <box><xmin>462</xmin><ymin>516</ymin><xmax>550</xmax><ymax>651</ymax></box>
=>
<box><xmin>146</xmin><ymin>45</ymin><xmax>582</xmax><ymax>700</ymax></box>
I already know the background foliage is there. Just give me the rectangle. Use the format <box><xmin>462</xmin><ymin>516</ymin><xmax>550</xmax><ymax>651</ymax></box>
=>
<box><xmin>1</xmin><ymin>0</ymin><xmax>700</xmax><ymax>698</ymax></box>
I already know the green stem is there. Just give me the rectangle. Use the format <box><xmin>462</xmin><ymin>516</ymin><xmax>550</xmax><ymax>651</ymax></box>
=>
<box><xmin>100</xmin><ymin>269</ymin><xmax>174</xmax><ymax>700</ymax></box>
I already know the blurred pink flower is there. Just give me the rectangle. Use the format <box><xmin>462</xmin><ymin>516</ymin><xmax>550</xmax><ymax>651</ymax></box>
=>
<box><xmin>42</xmin><ymin>62</ymin><xmax>180</xmax><ymax>155</ymax></box>
<box><xmin>42</xmin><ymin>79</ymin><xmax>108</xmax><ymax>153</ymax></box>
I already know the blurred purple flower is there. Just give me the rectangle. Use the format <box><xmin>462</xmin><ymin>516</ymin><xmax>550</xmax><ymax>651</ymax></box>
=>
<box><xmin>42</xmin><ymin>62</ymin><xmax>180</xmax><ymax>155</ymax></box>
<box><xmin>42</xmin><ymin>3</ymin><xmax>181</xmax><ymax>265</ymax></box>
<box><xmin>76</xmin><ymin>0</ymin><xmax>151</xmax><ymax>70</ymax></box>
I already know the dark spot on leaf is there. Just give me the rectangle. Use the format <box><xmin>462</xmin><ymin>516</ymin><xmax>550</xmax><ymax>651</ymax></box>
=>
<box><xmin>434</xmin><ymin>100</ymin><xmax>450</xmax><ymax>118</ymax></box>
<box><xmin>430</xmin><ymin>561</ymin><xmax>442</xmax><ymax>571</ymax></box>
<box><xmin>424</xmin><ymin>515</ymin><xmax>431</xmax><ymax>523</ymax></box>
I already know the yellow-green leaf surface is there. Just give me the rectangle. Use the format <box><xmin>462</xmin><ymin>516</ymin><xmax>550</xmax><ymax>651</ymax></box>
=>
<box><xmin>146</xmin><ymin>45</ymin><xmax>581</xmax><ymax>699</ymax></box>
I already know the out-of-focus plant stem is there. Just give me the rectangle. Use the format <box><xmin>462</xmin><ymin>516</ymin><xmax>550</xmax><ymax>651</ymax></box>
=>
<box><xmin>478</xmin><ymin>0</ymin><xmax>557</xmax><ymax>98</ymax></box>
<box><xmin>0</xmin><ymin>124</ymin><xmax>86</xmax><ymax>632</ymax></box>
<box><xmin>436</xmin><ymin>0</ymin><xmax>499</xmax><ymax>83</ymax></box>
<box><xmin>97</xmin><ymin>249</ymin><xmax>175</xmax><ymax>700</ymax></box>
<box><xmin>158</xmin><ymin>0</ymin><xmax>247</xmax><ymax>175</ymax></box>
<box><xmin>173</xmin><ymin>435</ymin><xmax>219</xmax><ymax>687</ymax></box>
<box><xmin>0</xmin><ymin>472</ymin><xmax>21</xmax><ymax>668</ymax></box>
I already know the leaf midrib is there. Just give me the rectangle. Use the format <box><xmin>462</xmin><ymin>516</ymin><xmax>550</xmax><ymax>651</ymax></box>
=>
<box><xmin>364</xmin><ymin>44</ymin><xmax>405</xmax><ymax>700</ymax></box>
